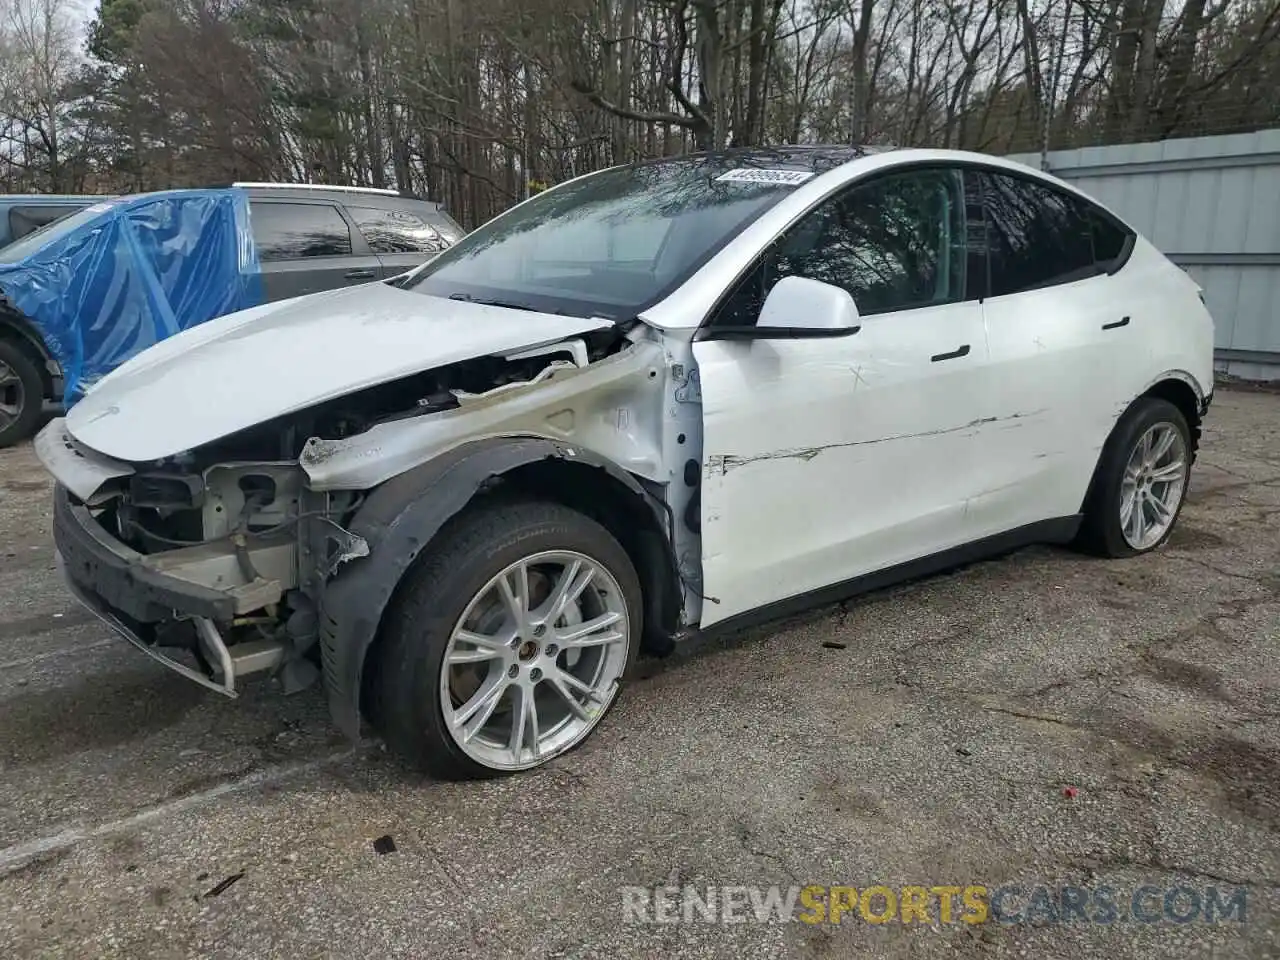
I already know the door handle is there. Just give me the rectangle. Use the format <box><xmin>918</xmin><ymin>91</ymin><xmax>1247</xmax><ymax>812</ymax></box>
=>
<box><xmin>1102</xmin><ymin>315</ymin><xmax>1130</xmax><ymax>330</ymax></box>
<box><xmin>931</xmin><ymin>344</ymin><xmax>971</xmax><ymax>362</ymax></box>
<box><xmin>344</xmin><ymin>268</ymin><xmax>377</xmax><ymax>280</ymax></box>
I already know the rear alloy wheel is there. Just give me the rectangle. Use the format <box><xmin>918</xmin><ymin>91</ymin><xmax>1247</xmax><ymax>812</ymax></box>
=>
<box><xmin>1078</xmin><ymin>396</ymin><xmax>1192</xmax><ymax>558</ymax></box>
<box><xmin>1119</xmin><ymin>422</ymin><xmax>1188</xmax><ymax>551</ymax></box>
<box><xmin>0</xmin><ymin>339</ymin><xmax>44</xmax><ymax>450</ymax></box>
<box><xmin>375</xmin><ymin>501</ymin><xmax>641</xmax><ymax>779</ymax></box>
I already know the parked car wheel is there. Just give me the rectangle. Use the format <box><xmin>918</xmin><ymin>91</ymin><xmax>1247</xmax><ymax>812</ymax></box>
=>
<box><xmin>1078</xmin><ymin>397</ymin><xmax>1192</xmax><ymax>557</ymax></box>
<box><xmin>374</xmin><ymin>500</ymin><xmax>642</xmax><ymax>779</ymax></box>
<box><xmin>0</xmin><ymin>338</ymin><xmax>44</xmax><ymax>449</ymax></box>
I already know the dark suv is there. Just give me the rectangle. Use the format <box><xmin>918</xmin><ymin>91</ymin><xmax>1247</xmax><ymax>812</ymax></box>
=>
<box><xmin>0</xmin><ymin>183</ymin><xmax>465</xmax><ymax>448</ymax></box>
<box><xmin>235</xmin><ymin>183</ymin><xmax>465</xmax><ymax>299</ymax></box>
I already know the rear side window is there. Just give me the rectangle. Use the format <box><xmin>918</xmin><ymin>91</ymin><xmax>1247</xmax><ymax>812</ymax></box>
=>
<box><xmin>978</xmin><ymin>172</ymin><xmax>1128</xmax><ymax>297</ymax></box>
<box><xmin>429</xmin><ymin>213</ymin><xmax>465</xmax><ymax>244</ymax></box>
<box><xmin>250</xmin><ymin>202</ymin><xmax>352</xmax><ymax>261</ymax></box>
<box><xmin>349</xmin><ymin>206</ymin><xmax>444</xmax><ymax>254</ymax></box>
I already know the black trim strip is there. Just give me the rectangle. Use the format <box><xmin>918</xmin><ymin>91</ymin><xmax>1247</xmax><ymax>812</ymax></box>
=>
<box><xmin>698</xmin><ymin>515</ymin><xmax>1083</xmax><ymax>641</ymax></box>
<box><xmin>700</xmin><ymin>323</ymin><xmax>861</xmax><ymax>342</ymax></box>
<box><xmin>1102</xmin><ymin>316</ymin><xmax>1131</xmax><ymax>330</ymax></box>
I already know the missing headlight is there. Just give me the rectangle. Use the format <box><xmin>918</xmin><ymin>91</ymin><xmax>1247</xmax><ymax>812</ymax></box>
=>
<box><xmin>129</xmin><ymin>472</ymin><xmax>205</xmax><ymax>510</ymax></box>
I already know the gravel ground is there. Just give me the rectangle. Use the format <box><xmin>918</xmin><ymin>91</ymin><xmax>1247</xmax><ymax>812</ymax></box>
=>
<box><xmin>0</xmin><ymin>389</ymin><xmax>1277</xmax><ymax>959</ymax></box>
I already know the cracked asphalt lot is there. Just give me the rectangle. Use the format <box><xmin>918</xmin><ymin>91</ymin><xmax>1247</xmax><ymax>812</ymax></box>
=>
<box><xmin>1</xmin><ymin>389</ymin><xmax>1278</xmax><ymax>959</ymax></box>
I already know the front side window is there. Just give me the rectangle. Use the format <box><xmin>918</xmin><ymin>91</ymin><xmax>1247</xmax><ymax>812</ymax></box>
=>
<box><xmin>711</xmin><ymin>167</ymin><xmax>968</xmax><ymax>326</ymax></box>
<box><xmin>980</xmin><ymin>172</ymin><xmax>1116</xmax><ymax>296</ymax></box>
<box><xmin>405</xmin><ymin>156</ymin><xmax>813</xmax><ymax>319</ymax></box>
<box><xmin>350</xmin><ymin>206</ymin><xmax>444</xmax><ymax>254</ymax></box>
<box><xmin>250</xmin><ymin>202</ymin><xmax>352</xmax><ymax>261</ymax></box>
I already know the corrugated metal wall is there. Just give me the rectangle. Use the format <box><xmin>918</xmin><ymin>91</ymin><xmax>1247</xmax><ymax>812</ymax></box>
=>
<box><xmin>1007</xmin><ymin>129</ymin><xmax>1280</xmax><ymax>380</ymax></box>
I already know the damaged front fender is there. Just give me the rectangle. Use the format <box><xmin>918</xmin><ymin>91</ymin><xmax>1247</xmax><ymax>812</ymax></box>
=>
<box><xmin>298</xmin><ymin>340</ymin><xmax>668</xmax><ymax>490</ymax></box>
<box><xmin>317</xmin><ymin>436</ymin><xmax>676</xmax><ymax>741</ymax></box>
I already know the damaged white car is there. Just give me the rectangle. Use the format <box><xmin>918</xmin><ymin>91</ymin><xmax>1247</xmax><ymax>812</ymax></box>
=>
<box><xmin>36</xmin><ymin>146</ymin><xmax>1215</xmax><ymax>779</ymax></box>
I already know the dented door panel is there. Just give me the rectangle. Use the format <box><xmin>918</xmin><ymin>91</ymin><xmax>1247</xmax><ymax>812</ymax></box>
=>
<box><xmin>693</xmin><ymin>301</ymin><xmax>993</xmax><ymax>629</ymax></box>
<box><xmin>974</xmin><ymin>278</ymin><xmax>1122</xmax><ymax>533</ymax></box>
<box><xmin>975</xmin><ymin>270</ymin><xmax>1158</xmax><ymax>536</ymax></box>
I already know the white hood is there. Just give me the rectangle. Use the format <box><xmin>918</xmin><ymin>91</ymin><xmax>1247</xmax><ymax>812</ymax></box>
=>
<box><xmin>66</xmin><ymin>283</ymin><xmax>613</xmax><ymax>462</ymax></box>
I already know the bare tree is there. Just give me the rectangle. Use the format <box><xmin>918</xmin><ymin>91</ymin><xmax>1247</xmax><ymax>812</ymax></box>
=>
<box><xmin>0</xmin><ymin>0</ymin><xmax>80</xmax><ymax>190</ymax></box>
<box><xmin>0</xmin><ymin>0</ymin><xmax>1276</xmax><ymax>217</ymax></box>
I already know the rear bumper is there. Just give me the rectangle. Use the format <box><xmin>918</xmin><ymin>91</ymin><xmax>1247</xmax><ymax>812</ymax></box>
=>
<box><xmin>52</xmin><ymin>484</ymin><xmax>237</xmax><ymax>624</ymax></box>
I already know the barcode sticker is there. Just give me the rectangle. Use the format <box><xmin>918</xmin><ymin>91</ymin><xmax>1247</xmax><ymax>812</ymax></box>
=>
<box><xmin>714</xmin><ymin>168</ymin><xmax>815</xmax><ymax>186</ymax></box>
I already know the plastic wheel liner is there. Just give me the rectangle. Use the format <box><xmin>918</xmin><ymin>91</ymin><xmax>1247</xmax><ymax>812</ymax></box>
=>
<box><xmin>0</xmin><ymin>189</ymin><xmax>263</xmax><ymax>404</ymax></box>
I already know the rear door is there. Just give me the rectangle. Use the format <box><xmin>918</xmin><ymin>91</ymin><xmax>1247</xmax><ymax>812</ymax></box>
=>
<box><xmin>248</xmin><ymin>199</ymin><xmax>383</xmax><ymax>301</ymax></box>
<box><xmin>971</xmin><ymin>168</ymin><xmax>1147</xmax><ymax>535</ymax></box>
<box><xmin>345</xmin><ymin>203</ymin><xmax>453</xmax><ymax>279</ymax></box>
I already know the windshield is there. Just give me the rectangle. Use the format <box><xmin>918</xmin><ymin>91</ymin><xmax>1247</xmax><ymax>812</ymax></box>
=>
<box><xmin>406</xmin><ymin>156</ymin><xmax>817</xmax><ymax>319</ymax></box>
<box><xmin>0</xmin><ymin>200</ymin><xmax>119</xmax><ymax>264</ymax></box>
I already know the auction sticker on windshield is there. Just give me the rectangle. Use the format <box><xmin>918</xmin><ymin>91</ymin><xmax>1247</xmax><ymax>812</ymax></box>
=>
<box><xmin>715</xmin><ymin>168</ymin><xmax>815</xmax><ymax>185</ymax></box>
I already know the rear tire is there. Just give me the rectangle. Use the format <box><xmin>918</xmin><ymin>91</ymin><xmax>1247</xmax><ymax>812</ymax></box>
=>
<box><xmin>1076</xmin><ymin>396</ymin><xmax>1191</xmax><ymax>558</ymax></box>
<box><xmin>0</xmin><ymin>338</ymin><xmax>44</xmax><ymax>450</ymax></box>
<box><xmin>372</xmin><ymin>499</ymin><xmax>642</xmax><ymax>780</ymax></box>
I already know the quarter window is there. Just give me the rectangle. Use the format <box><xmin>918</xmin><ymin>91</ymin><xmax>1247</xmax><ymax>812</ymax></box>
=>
<box><xmin>250</xmin><ymin>202</ymin><xmax>352</xmax><ymax>261</ymax></box>
<box><xmin>979</xmin><ymin>172</ymin><xmax>1129</xmax><ymax>296</ymax></box>
<box><xmin>349</xmin><ymin>206</ymin><xmax>444</xmax><ymax>254</ymax></box>
<box><xmin>711</xmin><ymin>168</ymin><xmax>968</xmax><ymax>326</ymax></box>
<box><xmin>1090</xmin><ymin>213</ymin><xmax>1130</xmax><ymax>266</ymax></box>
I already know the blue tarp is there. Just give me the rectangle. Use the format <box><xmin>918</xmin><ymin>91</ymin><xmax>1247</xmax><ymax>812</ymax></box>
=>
<box><xmin>0</xmin><ymin>189</ymin><xmax>263</xmax><ymax>404</ymax></box>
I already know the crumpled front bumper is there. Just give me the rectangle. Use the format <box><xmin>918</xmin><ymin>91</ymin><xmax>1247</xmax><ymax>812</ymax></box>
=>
<box><xmin>53</xmin><ymin>484</ymin><xmax>237</xmax><ymax>624</ymax></box>
<box><xmin>52</xmin><ymin>485</ymin><xmax>274</xmax><ymax>697</ymax></box>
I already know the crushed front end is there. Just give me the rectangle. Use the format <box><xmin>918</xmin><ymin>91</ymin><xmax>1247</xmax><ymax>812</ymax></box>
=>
<box><xmin>39</xmin><ymin>419</ymin><xmax>362</xmax><ymax>697</ymax></box>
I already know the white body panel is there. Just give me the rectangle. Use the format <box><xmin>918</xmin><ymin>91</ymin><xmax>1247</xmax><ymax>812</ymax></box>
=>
<box><xmin>970</xmin><ymin>238</ymin><xmax>1211</xmax><ymax>538</ymax></box>
<box><xmin>693</xmin><ymin>300</ymin><xmax>993</xmax><ymax>628</ymax></box>
<box><xmin>66</xmin><ymin>283</ymin><xmax>612</xmax><ymax>462</ymax></box>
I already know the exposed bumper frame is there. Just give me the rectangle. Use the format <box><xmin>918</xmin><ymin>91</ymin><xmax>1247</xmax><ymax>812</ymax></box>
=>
<box><xmin>56</xmin><ymin>551</ymin><xmax>240</xmax><ymax>698</ymax></box>
<box><xmin>53</xmin><ymin>484</ymin><xmax>237</xmax><ymax>623</ymax></box>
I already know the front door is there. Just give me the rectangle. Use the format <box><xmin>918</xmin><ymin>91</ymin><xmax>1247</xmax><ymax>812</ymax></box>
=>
<box><xmin>693</xmin><ymin>166</ymin><xmax>994</xmax><ymax>628</ymax></box>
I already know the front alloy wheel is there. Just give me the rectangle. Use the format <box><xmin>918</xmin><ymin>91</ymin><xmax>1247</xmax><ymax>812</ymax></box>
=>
<box><xmin>442</xmin><ymin>551</ymin><xmax>631</xmax><ymax>770</ymax></box>
<box><xmin>374</xmin><ymin>500</ymin><xmax>642</xmax><ymax>779</ymax></box>
<box><xmin>0</xmin><ymin>339</ymin><xmax>44</xmax><ymax>449</ymax></box>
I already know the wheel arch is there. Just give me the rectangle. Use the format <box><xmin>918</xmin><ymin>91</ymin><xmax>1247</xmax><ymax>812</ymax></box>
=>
<box><xmin>1138</xmin><ymin>372</ymin><xmax>1205</xmax><ymax>462</ymax></box>
<box><xmin>1079</xmin><ymin>373</ymin><xmax>1206</xmax><ymax>515</ymax></box>
<box><xmin>318</xmin><ymin>436</ymin><xmax>683</xmax><ymax>740</ymax></box>
<box><xmin>0</xmin><ymin>303</ymin><xmax>59</xmax><ymax>400</ymax></box>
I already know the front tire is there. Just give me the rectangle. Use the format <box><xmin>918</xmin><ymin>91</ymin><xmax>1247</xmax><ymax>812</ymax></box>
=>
<box><xmin>373</xmin><ymin>500</ymin><xmax>642</xmax><ymax>780</ymax></box>
<box><xmin>1077</xmin><ymin>396</ymin><xmax>1192</xmax><ymax>558</ymax></box>
<box><xmin>0</xmin><ymin>338</ymin><xmax>44</xmax><ymax>450</ymax></box>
